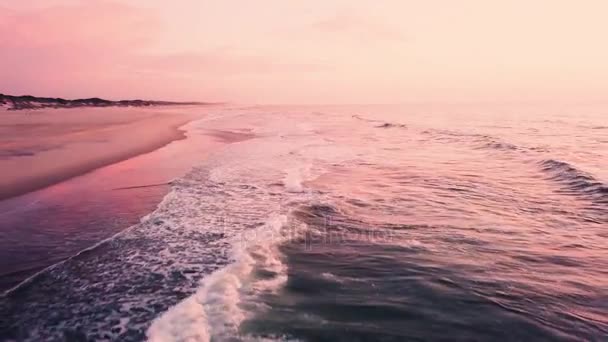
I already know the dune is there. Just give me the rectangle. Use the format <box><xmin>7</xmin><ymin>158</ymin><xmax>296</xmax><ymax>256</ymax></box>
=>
<box><xmin>0</xmin><ymin>107</ymin><xmax>203</xmax><ymax>201</ymax></box>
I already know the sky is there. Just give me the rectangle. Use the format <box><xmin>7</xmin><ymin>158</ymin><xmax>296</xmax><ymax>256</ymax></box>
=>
<box><xmin>1</xmin><ymin>0</ymin><xmax>607</xmax><ymax>104</ymax></box>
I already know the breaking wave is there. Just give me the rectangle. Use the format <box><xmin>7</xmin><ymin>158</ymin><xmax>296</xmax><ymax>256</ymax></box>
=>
<box><xmin>420</xmin><ymin>128</ymin><xmax>554</xmax><ymax>154</ymax></box>
<box><xmin>147</xmin><ymin>213</ymin><xmax>307</xmax><ymax>342</ymax></box>
<box><xmin>352</xmin><ymin>114</ymin><xmax>407</xmax><ymax>129</ymax></box>
<box><xmin>539</xmin><ymin>159</ymin><xmax>608</xmax><ymax>203</ymax></box>
<box><xmin>2</xmin><ymin>106</ymin><xmax>607</xmax><ymax>341</ymax></box>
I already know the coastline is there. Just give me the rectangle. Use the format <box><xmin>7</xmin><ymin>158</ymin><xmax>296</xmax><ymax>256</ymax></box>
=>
<box><xmin>0</xmin><ymin>109</ymin><xmax>255</xmax><ymax>291</ymax></box>
<box><xmin>0</xmin><ymin>106</ymin><xmax>203</xmax><ymax>201</ymax></box>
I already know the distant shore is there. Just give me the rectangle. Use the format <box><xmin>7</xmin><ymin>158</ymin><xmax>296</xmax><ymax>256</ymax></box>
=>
<box><xmin>0</xmin><ymin>93</ymin><xmax>211</xmax><ymax>111</ymax></box>
<box><xmin>0</xmin><ymin>106</ymin><xmax>205</xmax><ymax>201</ymax></box>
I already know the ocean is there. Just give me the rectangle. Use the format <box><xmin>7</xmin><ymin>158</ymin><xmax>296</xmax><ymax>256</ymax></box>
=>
<box><xmin>1</xmin><ymin>104</ymin><xmax>606</xmax><ymax>341</ymax></box>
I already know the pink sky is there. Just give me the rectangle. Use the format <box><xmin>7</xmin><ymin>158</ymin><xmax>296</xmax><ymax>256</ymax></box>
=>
<box><xmin>1</xmin><ymin>0</ymin><xmax>607</xmax><ymax>104</ymax></box>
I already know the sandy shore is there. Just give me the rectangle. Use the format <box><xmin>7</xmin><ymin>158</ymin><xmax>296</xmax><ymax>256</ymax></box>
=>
<box><xmin>0</xmin><ymin>107</ymin><xmax>203</xmax><ymax>201</ymax></box>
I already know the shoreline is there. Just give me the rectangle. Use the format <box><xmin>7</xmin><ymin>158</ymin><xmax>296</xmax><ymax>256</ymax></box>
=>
<box><xmin>0</xmin><ymin>110</ymin><xmax>254</xmax><ymax>291</ymax></box>
<box><xmin>0</xmin><ymin>93</ymin><xmax>212</xmax><ymax>111</ymax></box>
<box><xmin>0</xmin><ymin>107</ymin><xmax>203</xmax><ymax>201</ymax></box>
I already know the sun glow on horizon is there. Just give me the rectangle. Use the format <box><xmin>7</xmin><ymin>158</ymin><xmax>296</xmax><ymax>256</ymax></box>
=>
<box><xmin>1</xmin><ymin>0</ymin><xmax>607</xmax><ymax>104</ymax></box>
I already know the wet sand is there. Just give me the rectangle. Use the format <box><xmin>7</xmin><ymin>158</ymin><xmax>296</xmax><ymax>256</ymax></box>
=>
<box><xmin>0</xmin><ymin>110</ymin><xmax>256</xmax><ymax>290</ymax></box>
<box><xmin>0</xmin><ymin>107</ymin><xmax>202</xmax><ymax>201</ymax></box>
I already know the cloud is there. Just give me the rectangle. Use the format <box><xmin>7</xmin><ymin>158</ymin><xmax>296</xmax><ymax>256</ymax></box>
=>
<box><xmin>137</xmin><ymin>50</ymin><xmax>328</xmax><ymax>76</ymax></box>
<box><xmin>0</xmin><ymin>1</ymin><xmax>327</xmax><ymax>100</ymax></box>
<box><xmin>0</xmin><ymin>2</ymin><xmax>160</xmax><ymax>50</ymax></box>
<box><xmin>0</xmin><ymin>1</ymin><xmax>161</xmax><ymax>96</ymax></box>
<box><xmin>312</xmin><ymin>10</ymin><xmax>407</xmax><ymax>43</ymax></box>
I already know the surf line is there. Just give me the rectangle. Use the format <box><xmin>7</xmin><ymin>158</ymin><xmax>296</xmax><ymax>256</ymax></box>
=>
<box><xmin>112</xmin><ymin>182</ymin><xmax>172</xmax><ymax>191</ymax></box>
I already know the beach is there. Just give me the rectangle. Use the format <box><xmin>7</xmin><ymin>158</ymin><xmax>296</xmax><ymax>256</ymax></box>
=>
<box><xmin>0</xmin><ymin>105</ymin><xmax>255</xmax><ymax>291</ymax></box>
<box><xmin>2</xmin><ymin>1</ymin><xmax>606</xmax><ymax>340</ymax></box>
<box><xmin>0</xmin><ymin>107</ymin><xmax>200</xmax><ymax>201</ymax></box>
<box><xmin>1</xmin><ymin>104</ymin><xmax>606</xmax><ymax>341</ymax></box>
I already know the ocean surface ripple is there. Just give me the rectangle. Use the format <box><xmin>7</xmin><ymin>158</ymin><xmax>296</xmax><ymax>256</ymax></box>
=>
<box><xmin>1</xmin><ymin>104</ymin><xmax>607</xmax><ymax>341</ymax></box>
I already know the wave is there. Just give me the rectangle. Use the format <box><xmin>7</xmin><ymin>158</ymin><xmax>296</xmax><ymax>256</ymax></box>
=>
<box><xmin>576</xmin><ymin>125</ymin><xmax>608</xmax><ymax>130</ymax></box>
<box><xmin>144</xmin><ymin>118</ymin><xmax>354</xmax><ymax>341</ymax></box>
<box><xmin>375</xmin><ymin>122</ymin><xmax>407</xmax><ymax>129</ymax></box>
<box><xmin>422</xmin><ymin>129</ymin><xmax>518</xmax><ymax>150</ymax></box>
<box><xmin>283</xmin><ymin>164</ymin><xmax>311</xmax><ymax>193</ymax></box>
<box><xmin>6</xmin><ymin>107</ymin><xmax>606</xmax><ymax>340</ymax></box>
<box><xmin>352</xmin><ymin>114</ymin><xmax>382</xmax><ymax>123</ymax></box>
<box><xmin>148</xmin><ymin>213</ymin><xmax>305</xmax><ymax>342</ymax></box>
<box><xmin>0</xmin><ymin>112</ymin><xmax>348</xmax><ymax>340</ymax></box>
<box><xmin>352</xmin><ymin>114</ymin><xmax>407</xmax><ymax>129</ymax></box>
<box><xmin>480</xmin><ymin>141</ymin><xmax>519</xmax><ymax>151</ymax></box>
<box><xmin>292</xmin><ymin>203</ymin><xmax>340</xmax><ymax>225</ymax></box>
<box><xmin>421</xmin><ymin>128</ymin><xmax>551</xmax><ymax>153</ymax></box>
<box><xmin>539</xmin><ymin>159</ymin><xmax>608</xmax><ymax>202</ymax></box>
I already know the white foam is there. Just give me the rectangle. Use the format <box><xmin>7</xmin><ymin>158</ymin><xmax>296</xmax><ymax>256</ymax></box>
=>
<box><xmin>147</xmin><ymin>295</ymin><xmax>209</xmax><ymax>342</ymax></box>
<box><xmin>283</xmin><ymin>164</ymin><xmax>311</xmax><ymax>193</ymax></box>
<box><xmin>145</xmin><ymin>109</ymin><xmax>355</xmax><ymax>341</ymax></box>
<box><xmin>320</xmin><ymin>272</ymin><xmax>344</xmax><ymax>283</ymax></box>
<box><xmin>147</xmin><ymin>214</ymin><xmax>303</xmax><ymax>342</ymax></box>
